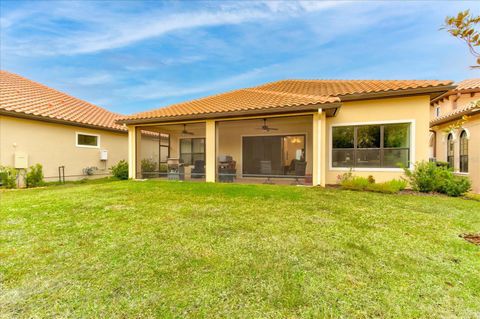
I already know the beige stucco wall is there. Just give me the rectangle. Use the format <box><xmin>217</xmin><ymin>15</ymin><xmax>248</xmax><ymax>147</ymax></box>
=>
<box><xmin>325</xmin><ymin>95</ymin><xmax>431</xmax><ymax>184</ymax></box>
<box><xmin>0</xmin><ymin>115</ymin><xmax>128</xmax><ymax>181</ymax></box>
<box><xmin>431</xmin><ymin>92</ymin><xmax>480</xmax><ymax>193</ymax></box>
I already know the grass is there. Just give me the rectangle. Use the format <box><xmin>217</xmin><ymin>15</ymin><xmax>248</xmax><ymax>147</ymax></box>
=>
<box><xmin>1</xmin><ymin>180</ymin><xmax>479</xmax><ymax>318</ymax></box>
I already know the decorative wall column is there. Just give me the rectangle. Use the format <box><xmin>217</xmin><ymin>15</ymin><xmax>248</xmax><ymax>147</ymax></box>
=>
<box><xmin>127</xmin><ymin>125</ymin><xmax>137</xmax><ymax>179</ymax></box>
<box><xmin>205</xmin><ymin>120</ymin><xmax>216</xmax><ymax>182</ymax></box>
<box><xmin>312</xmin><ymin>110</ymin><xmax>327</xmax><ymax>186</ymax></box>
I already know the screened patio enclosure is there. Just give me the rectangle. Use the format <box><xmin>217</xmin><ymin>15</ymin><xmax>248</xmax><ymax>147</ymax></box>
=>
<box><xmin>216</xmin><ymin>116</ymin><xmax>313</xmax><ymax>184</ymax></box>
<box><xmin>134</xmin><ymin>115</ymin><xmax>314</xmax><ymax>184</ymax></box>
<box><xmin>136</xmin><ymin>122</ymin><xmax>206</xmax><ymax>181</ymax></box>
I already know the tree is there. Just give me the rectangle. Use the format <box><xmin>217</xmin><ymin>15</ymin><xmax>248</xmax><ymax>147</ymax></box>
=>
<box><xmin>443</xmin><ymin>10</ymin><xmax>480</xmax><ymax>68</ymax></box>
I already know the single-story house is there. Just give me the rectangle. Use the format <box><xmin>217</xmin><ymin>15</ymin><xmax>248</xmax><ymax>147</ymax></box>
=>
<box><xmin>117</xmin><ymin>79</ymin><xmax>454</xmax><ymax>186</ymax></box>
<box><xmin>0</xmin><ymin>70</ymin><xmax>132</xmax><ymax>183</ymax></box>
<box><xmin>430</xmin><ymin>79</ymin><xmax>480</xmax><ymax>193</ymax></box>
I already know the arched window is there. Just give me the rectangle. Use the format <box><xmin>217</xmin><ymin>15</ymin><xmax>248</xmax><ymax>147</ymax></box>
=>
<box><xmin>447</xmin><ymin>133</ymin><xmax>454</xmax><ymax>168</ymax></box>
<box><xmin>460</xmin><ymin>130</ymin><xmax>468</xmax><ymax>172</ymax></box>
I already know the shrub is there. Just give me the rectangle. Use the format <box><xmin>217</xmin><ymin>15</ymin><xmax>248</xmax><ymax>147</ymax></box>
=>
<box><xmin>339</xmin><ymin>172</ymin><xmax>407</xmax><ymax>194</ymax></box>
<box><xmin>159</xmin><ymin>163</ymin><xmax>168</xmax><ymax>173</ymax></box>
<box><xmin>403</xmin><ymin>161</ymin><xmax>440</xmax><ymax>192</ymax></box>
<box><xmin>111</xmin><ymin>160</ymin><xmax>129</xmax><ymax>180</ymax></box>
<box><xmin>368</xmin><ymin>179</ymin><xmax>408</xmax><ymax>194</ymax></box>
<box><xmin>141</xmin><ymin>158</ymin><xmax>157</xmax><ymax>172</ymax></box>
<box><xmin>26</xmin><ymin>163</ymin><xmax>45</xmax><ymax>188</ymax></box>
<box><xmin>435</xmin><ymin>161</ymin><xmax>450</xmax><ymax>168</ymax></box>
<box><xmin>339</xmin><ymin>175</ymin><xmax>371</xmax><ymax>191</ymax></box>
<box><xmin>404</xmin><ymin>161</ymin><xmax>472</xmax><ymax>196</ymax></box>
<box><xmin>437</xmin><ymin>175</ymin><xmax>471</xmax><ymax>197</ymax></box>
<box><xmin>0</xmin><ymin>166</ymin><xmax>17</xmax><ymax>189</ymax></box>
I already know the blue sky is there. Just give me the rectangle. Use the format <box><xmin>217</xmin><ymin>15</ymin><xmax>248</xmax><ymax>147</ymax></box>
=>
<box><xmin>1</xmin><ymin>1</ymin><xmax>479</xmax><ymax>115</ymax></box>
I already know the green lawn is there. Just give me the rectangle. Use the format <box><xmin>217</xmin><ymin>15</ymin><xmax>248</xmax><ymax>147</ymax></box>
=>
<box><xmin>1</xmin><ymin>181</ymin><xmax>479</xmax><ymax>318</ymax></box>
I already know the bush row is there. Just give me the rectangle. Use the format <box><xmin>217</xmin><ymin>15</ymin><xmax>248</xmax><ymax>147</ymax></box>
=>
<box><xmin>0</xmin><ymin>163</ymin><xmax>45</xmax><ymax>189</ymax></box>
<box><xmin>404</xmin><ymin>161</ymin><xmax>471</xmax><ymax>197</ymax></box>
<box><xmin>338</xmin><ymin>161</ymin><xmax>472</xmax><ymax>197</ymax></box>
<box><xmin>338</xmin><ymin>172</ymin><xmax>407</xmax><ymax>194</ymax></box>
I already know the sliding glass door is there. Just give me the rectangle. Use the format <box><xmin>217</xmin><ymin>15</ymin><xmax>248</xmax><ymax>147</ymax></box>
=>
<box><xmin>242</xmin><ymin>135</ymin><xmax>305</xmax><ymax>176</ymax></box>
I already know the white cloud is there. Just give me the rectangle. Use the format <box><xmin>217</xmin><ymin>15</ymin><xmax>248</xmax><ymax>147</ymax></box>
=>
<box><xmin>124</xmin><ymin>66</ymin><xmax>273</xmax><ymax>101</ymax></box>
<box><xmin>1</xmin><ymin>0</ymin><xmax>344</xmax><ymax>56</ymax></box>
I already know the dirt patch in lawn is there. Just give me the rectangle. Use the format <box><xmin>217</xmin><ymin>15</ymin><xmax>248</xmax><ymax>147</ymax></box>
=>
<box><xmin>460</xmin><ymin>234</ymin><xmax>480</xmax><ymax>246</ymax></box>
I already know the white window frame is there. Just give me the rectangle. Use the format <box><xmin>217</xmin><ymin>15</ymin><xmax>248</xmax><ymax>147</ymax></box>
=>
<box><xmin>76</xmin><ymin>132</ymin><xmax>100</xmax><ymax>148</ymax></box>
<box><xmin>329</xmin><ymin>119</ymin><xmax>416</xmax><ymax>172</ymax></box>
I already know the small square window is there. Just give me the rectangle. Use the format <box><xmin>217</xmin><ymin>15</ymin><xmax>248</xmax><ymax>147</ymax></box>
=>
<box><xmin>76</xmin><ymin>133</ymin><xmax>99</xmax><ymax>148</ymax></box>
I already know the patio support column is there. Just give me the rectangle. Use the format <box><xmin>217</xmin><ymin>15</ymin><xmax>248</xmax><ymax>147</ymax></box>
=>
<box><xmin>128</xmin><ymin>125</ymin><xmax>137</xmax><ymax>179</ymax></box>
<box><xmin>312</xmin><ymin>110</ymin><xmax>327</xmax><ymax>186</ymax></box>
<box><xmin>205</xmin><ymin>120</ymin><xmax>216</xmax><ymax>182</ymax></box>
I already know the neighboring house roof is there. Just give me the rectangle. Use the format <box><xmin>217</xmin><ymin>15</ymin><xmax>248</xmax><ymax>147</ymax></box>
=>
<box><xmin>430</xmin><ymin>79</ymin><xmax>480</xmax><ymax>126</ymax></box>
<box><xmin>118</xmin><ymin>79</ymin><xmax>453</xmax><ymax>124</ymax></box>
<box><xmin>454</xmin><ymin>78</ymin><xmax>480</xmax><ymax>91</ymax></box>
<box><xmin>0</xmin><ymin>70</ymin><xmax>126</xmax><ymax>132</ymax></box>
<box><xmin>431</xmin><ymin>78</ymin><xmax>480</xmax><ymax>104</ymax></box>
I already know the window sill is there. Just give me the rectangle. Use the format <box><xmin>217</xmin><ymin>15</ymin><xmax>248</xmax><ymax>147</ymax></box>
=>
<box><xmin>454</xmin><ymin>172</ymin><xmax>469</xmax><ymax>176</ymax></box>
<box><xmin>329</xmin><ymin>167</ymin><xmax>405</xmax><ymax>172</ymax></box>
<box><xmin>76</xmin><ymin>144</ymin><xmax>100</xmax><ymax>149</ymax></box>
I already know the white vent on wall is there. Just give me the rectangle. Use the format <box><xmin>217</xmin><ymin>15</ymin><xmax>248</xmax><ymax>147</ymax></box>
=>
<box><xmin>14</xmin><ymin>152</ymin><xmax>28</xmax><ymax>169</ymax></box>
<box><xmin>100</xmin><ymin>150</ymin><xmax>108</xmax><ymax>161</ymax></box>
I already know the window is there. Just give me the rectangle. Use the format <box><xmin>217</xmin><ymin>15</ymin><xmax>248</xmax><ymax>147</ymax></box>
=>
<box><xmin>435</xmin><ymin>106</ymin><xmax>441</xmax><ymax>118</ymax></box>
<box><xmin>332</xmin><ymin>123</ymin><xmax>410</xmax><ymax>169</ymax></box>
<box><xmin>180</xmin><ymin>138</ymin><xmax>205</xmax><ymax>165</ymax></box>
<box><xmin>447</xmin><ymin>133</ymin><xmax>454</xmax><ymax>168</ymax></box>
<box><xmin>460</xmin><ymin>130</ymin><xmax>468</xmax><ymax>173</ymax></box>
<box><xmin>76</xmin><ymin>132</ymin><xmax>99</xmax><ymax>148</ymax></box>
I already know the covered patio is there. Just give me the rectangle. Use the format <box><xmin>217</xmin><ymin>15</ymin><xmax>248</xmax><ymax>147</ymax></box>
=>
<box><xmin>132</xmin><ymin>112</ymin><xmax>334</xmax><ymax>185</ymax></box>
<box><xmin>119</xmin><ymin>83</ymin><xmax>342</xmax><ymax>186</ymax></box>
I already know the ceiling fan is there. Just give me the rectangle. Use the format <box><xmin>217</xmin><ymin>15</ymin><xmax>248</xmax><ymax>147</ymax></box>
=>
<box><xmin>256</xmin><ymin>118</ymin><xmax>278</xmax><ymax>132</ymax></box>
<box><xmin>181</xmin><ymin>124</ymin><xmax>194</xmax><ymax>135</ymax></box>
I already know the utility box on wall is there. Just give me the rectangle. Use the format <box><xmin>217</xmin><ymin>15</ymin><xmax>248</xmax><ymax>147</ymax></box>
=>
<box><xmin>100</xmin><ymin>149</ymin><xmax>108</xmax><ymax>161</ymax></box>
<box><xmin>14</xmin><ymin>152</ymin><xmax>28</xmax><ymax>169</ymax></box>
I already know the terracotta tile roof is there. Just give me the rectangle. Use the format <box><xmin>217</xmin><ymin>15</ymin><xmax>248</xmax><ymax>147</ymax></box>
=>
<box><xmin>119</xmin><ymin>79</ymin><xmax>453</xmax><ymax>123</ymax></box>
<box><xmin>0</xmin><ymin>70</ymin><xmax>126</xmax><ymax>132</ymax></box>
<box><xmin>454</xmin><ymin>78</ymin><xmax>480</xmax><ymax>91</ymax></box>
<box><xmin>120</xmin><ymin>87</ymin><xmax>340</xmax><ymax>122</ymax></box>
<box><xmin>431</xmin><ymin>78</ymin><xmax>480</xmax><ymax>105</ymax></box>
<box><xmin>430</xmin><ymin>100</ymin><xmax>480</xmax><ymax>126</ymax></box>
<box><xmin>255</xmin><ymin>79</ymin><xmax>453</xmax><ymax>97</ymax></box>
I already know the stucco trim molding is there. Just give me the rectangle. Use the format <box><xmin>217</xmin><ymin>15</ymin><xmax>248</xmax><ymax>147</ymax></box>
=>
<box><xmin>459</xmin><ymin>127</ymin><xmax>471</xmax><ymax>140</ymax></box>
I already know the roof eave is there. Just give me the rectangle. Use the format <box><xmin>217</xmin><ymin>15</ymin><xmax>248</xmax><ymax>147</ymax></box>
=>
<box><xmin>339</xmin><ymin>85</ymin><xmax>456</xmax><ymax>102</ymax></box>
<box><xmin>0</xmin><ymin>109</ymin><xmax>127</xmax><ymax>133</ymax></box>
<box><xmin>117</xmin><ymin>102</ymin><xmax>341</xmax><ymax>125</ymax></box>
<box><xmin>429</xmin><ymin>107</ymin><xmax>480</xmax><ymax>126</ymax></box>
<box><xmin>430</xmin><ymin>87</ymin><xmax>480</xmax><ymax>105</ymax></box>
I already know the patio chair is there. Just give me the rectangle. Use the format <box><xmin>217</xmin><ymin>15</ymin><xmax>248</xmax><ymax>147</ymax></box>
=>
<box><xmin>291</xmin><ymin>160</ymin><xmax>307</xmax><ymax>185</ymax></box>
<box><xmin>191</xmin><ymin>160</ymin><xmax>205</xmax><ymax>178</ymax></box>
